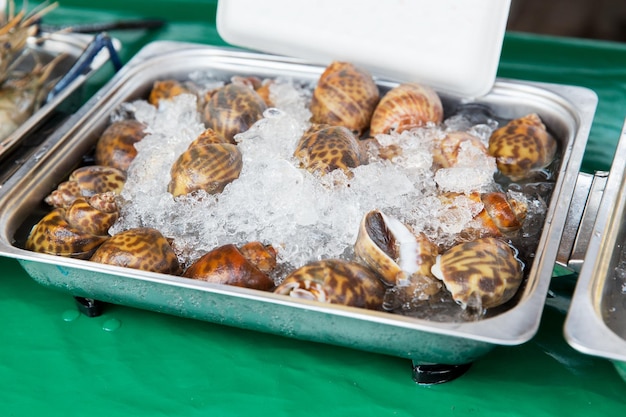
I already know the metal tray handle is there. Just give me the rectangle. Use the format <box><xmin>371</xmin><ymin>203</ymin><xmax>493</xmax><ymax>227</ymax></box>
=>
<box><xmin>557</xmin><ymin>117</ymin><xmax>626</xmax><ymax>274</ymax></box>
<box><xmin>557</xmin><ymin>170</ymin><xmax>609</xmax><ymax>273</ymax></box>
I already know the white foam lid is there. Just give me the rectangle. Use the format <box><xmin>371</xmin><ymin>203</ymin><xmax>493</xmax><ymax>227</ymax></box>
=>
<box><xmin>216</xmin><ymin>0</ymin><xmax>512</xmax><ymax>98</ymax></box>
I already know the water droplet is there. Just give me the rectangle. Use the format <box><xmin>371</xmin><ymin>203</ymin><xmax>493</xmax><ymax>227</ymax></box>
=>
<box><xmin>61</xmin><ymin>309</ymin><xmax>80</xmax><ymax>322</ymax></box>
<box><xmin>102</xmin><ymin>318</ymin><xmax>122</xmax><ymax>332</ymax></box>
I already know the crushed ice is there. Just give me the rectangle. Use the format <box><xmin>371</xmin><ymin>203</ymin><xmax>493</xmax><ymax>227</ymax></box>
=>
<box><xmin>109</xmin><ymin>77</ymin><xmax>545</xmax><ymax>283</ymax></box>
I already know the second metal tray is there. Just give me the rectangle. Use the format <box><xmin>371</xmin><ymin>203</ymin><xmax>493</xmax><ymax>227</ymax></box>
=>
<box><xmin>564</xmin><ymin>118</ymin><xmax>626</xmax><ymax>382</ymax></box>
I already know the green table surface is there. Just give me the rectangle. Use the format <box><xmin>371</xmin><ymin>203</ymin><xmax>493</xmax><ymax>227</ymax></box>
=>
<box><xmin>2</xmin><ymin>2</ymin><xmax>626</xmax><ymax>416</ymax></box>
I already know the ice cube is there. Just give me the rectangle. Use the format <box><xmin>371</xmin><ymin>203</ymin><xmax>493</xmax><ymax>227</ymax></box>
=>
<box><xmin>435</xmin><ymin>167</ymin><xmax>495</xmax><ymax>193</ymax></box>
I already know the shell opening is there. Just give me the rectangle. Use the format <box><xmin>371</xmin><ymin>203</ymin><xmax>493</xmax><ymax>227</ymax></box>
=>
<box><xmin>380</xmin><ymin>212</ymin><xmax>420</xmax><ymax>275</ymax></box>
<box><xmin>276</xmin><ymin>281</ymin><xmax>327</xmax><ymax>303</ymax></box>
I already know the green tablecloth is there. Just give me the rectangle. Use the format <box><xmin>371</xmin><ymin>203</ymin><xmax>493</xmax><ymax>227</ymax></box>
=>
<box><xmin>2</xmin><ymin>2</ymin><xmax>626</xmax><ymax>416</ymax></box>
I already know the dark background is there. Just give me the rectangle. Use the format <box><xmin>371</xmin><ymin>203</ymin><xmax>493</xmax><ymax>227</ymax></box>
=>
<box><xmin>508</xmin><ymin>0</ymin><xmax>626</xmax><ymax>42</ymax></box>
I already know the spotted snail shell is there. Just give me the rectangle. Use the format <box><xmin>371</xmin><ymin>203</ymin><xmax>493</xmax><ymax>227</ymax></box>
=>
<box><xmin>431</xmin><ymin>237</ymin><xmax>524</xmax><ymax>309</ymax></box>
<box><xmin>90</xmin><ymin>227</ymin><xmax>182</xmax><ymax>275</ymax></box>
<box><xmin>369</xmin><ymin>83</ymin><xmax>444</xmax><ymax>135</ymax></box>
<box><xmin>95</xmin><ymin>119</ymin><xmax>147</xmax><ymax>172</ymax></box>
<box><xmin>274</xmin><ymin>259</ymin><xmax>385</xmax><ymax>309</ymax></box>
<box><xmin>310</xmin><ymin>61</ymin><xmax>380</xmax><ymax>136</ymax></box>
<box><xmin>203</xmin><ymin>83</ymin><xmax>267</xmax><ymax>143</ymax></box>
<box><xmin>25</xmin><ymin>193</ymin><xmax>119</xmax><ymax>259</ymax></box>
<box><xmin>44</xmin><ymin>165</ymin><xmax>126</xmax><ymax>209</ymax></box>
<box><xmin>488</xmin><ymin>113</ymin><xmax>557</xmax><ymax>181</ymax></box>
<box><xmin>168</xmin><ymin>128</ymin><xmax>243</xmax><ymax>197</ymax></box>
<box><xmin>183</xmin><ymin>241</ymin><xmax>277</xmax><ymax>291</ymax></box>
<box><xmin>293</xmin><ymin>124</ymin><xmax>364</xmax><ymax>176</ymax></box>
<box><xmin>354</xmin><ymin>210</ymin><xmax>442</xmax><ymax>297</ymax></box>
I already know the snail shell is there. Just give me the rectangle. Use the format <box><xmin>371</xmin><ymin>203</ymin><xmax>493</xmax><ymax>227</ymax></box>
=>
<box><xmin>25</xmin><ymin>193</ymin><xmax>119</xmax><ymax>259</ymax></box>
<box><xmin>310</xmin><ymin>61</ymin><xmax>379</xmax><ymax>136</ymax></box>
<box><xmin>480</xmin><ymin>191</ymin><xmax>527</xmax><ymax>233</ymax></box>
<box><xmin>438</xmin><ymin>191</ymin><xmax>527</xmax><ymax>244</ymax></box>
<box><xmin>148</xmin><ymin>79</ymin><xmax>194</xmax><ymax>106</ymax></box>
<box><xmin>431</xmin><ymin>237</ymin><xmax>524</xmax><ymax>309</ymax></box>
<box><xmin>488</xmin><ymin>113</ymin><xmax>557</xmax><ymax>181</ymax></box>
<box><xmin>95</xmin><ymin>119</ymin><xmax>147</xmax><ymax>172</ymax></box>
<box><xmin>183</xmin><ymin>242</ymin><xmax>276</xmax><ymax>291</ymax></box>
<box><xmin>432</xmin><ymin>131</ymin><xmax>489</xmax><ymax>169</ymax></box>
<box><xmin>231</xmin><ymin>75</ymin><xmax>274</xmax><ymax>107</ymax></box>
<box><xmin>370</xmin><ymin>83</ymin><xmax>443</xmax><ymax>135</ymax></box>
<box><xmin>44</xmin><ymin>165</ymin><xmax>126</xmax><ymax>209</ymax></box>
<box><xmin>203</xmin><ymin>83</ymin><xmax>267</xmax><ymax>143</ymax></box>
<box><xmin>168</xmin><ymin>128</ymin><xmax>243</xmax><ymax>197</ymax></box>
<box><xmin>354</xmin><ymin>210</ymin><xmax>442</xmax><ymax>297</ymax></box>
<box><xmin>90</xmin><ymin>227</ymin><xmax>182</xmax><ymax>275</ymax></box>
<box><xmin>293</xmin><ymin>124</ymin><xmax>364</xmax><ymax>176</ymax></box>
<box><xmin>274</xmin><ymin>259</ymin><xmax>385</xmax><ymax>309</ymax></box>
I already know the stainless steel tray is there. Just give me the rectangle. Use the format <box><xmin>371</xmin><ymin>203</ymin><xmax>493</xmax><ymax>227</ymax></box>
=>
<box><xmin>0</xmin><ymin>32</ymin><xmax>119</xmax><ymax>178</ymax></box>
<box><xmin>0</xmin><ymin>41</ymin><xmax>599</xmax><ymax>381</ymax></box>
<box><xmin>564</xmin><ymin>118</ymin><xmax>626</xmax><ymax>381</ymax></box>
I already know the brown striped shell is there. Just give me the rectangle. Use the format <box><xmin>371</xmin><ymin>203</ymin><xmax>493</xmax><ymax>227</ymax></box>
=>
<box><xmin>354</xmin><ymin>210</ymin><xmax>442</xmax><ymax>297</ymax></box>
<box><xmin>90</xmin><ymin>227</ymin><xmax>181</xmax><ymax>275</ymax></box>
<box><xmin>168</xmin><ymin>128</ymin><xmax>243</xmax><ymax>197</ymax></box>
<box><xmin>293</xmin><ymin>124</ymin><xmax>364</xmax><ymax>176</ymax></box>
<box><xmin>231</xmin><ymin>75</ymin><xmax>274</xmax><ymax>107</ymax></box>
<box><xmin>203</xmin><ymin>83</ymin><xmax>267</xmax><ymax>143</ymax></box>
<box><xmin>94</xmin><ymin>119</ymin><xmax>147</xmax><ymax>172</ymax></box>
<box><xmin>369</xmin><ymin>83</ymin><xmax>443</xmax><ymax>135</ymax></box>
<box><xmin>148</xmin><ymin>79</ymin><xmax>194</xmax><ymax>105</ymax></box>
<box><xmin>183</xmin><ymin>242</ymin><xmax>277</xmax><ymax>291</ymax></box>
<box><xmin>479</xmin><ymin>191</ymin><xmax>527</xmax><ymax>233</ymax></box>
<box><xmin>25</xmin><ymin>193</ymin><xmax>119</xmax><ymax>259</ymax></box>
<box><xmin>44</xmin><ymin>165</ymin><xmax>126</xmax><ymax>209</ymax></box>
<box><xmin>310</xmin><ymin>61</ymin><xmax>379</xmax><ymax>136</ymax></box>
<box><xmin>431</xmin><ymin>237</ymin><xmax>524</xmax><ymax>309</ymax></box>
<box><xmin>274</xmin><ymin>259</ymin><xmax>385</xmax><ymax>309</ymax></box>
<box><xmin>431</xmin><ymin>131</ymin><xmax>489</xmax><ymax>169</ymax></box>
<box><xmin>488</xmin><ymin>113</ymin><xmax>557</xmax><ymax>181</ymax></box>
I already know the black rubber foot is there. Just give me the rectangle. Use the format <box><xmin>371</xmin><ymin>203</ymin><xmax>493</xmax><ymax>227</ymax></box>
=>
<box><xmin>411</xmin><ymin>362</ymin><xmax>472</xmax><ymax>385</ymax></box>
<box><xmin>74</xmin><ymin>297</ymin><xmax>105</xmax><ymax>317</ymax></box>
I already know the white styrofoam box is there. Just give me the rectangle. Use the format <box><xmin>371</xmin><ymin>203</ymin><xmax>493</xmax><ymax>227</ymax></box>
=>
<box><xmin>217</xmin><ymin>0</ymin><xmax>511</xmax><ymax>97</ymax></box>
